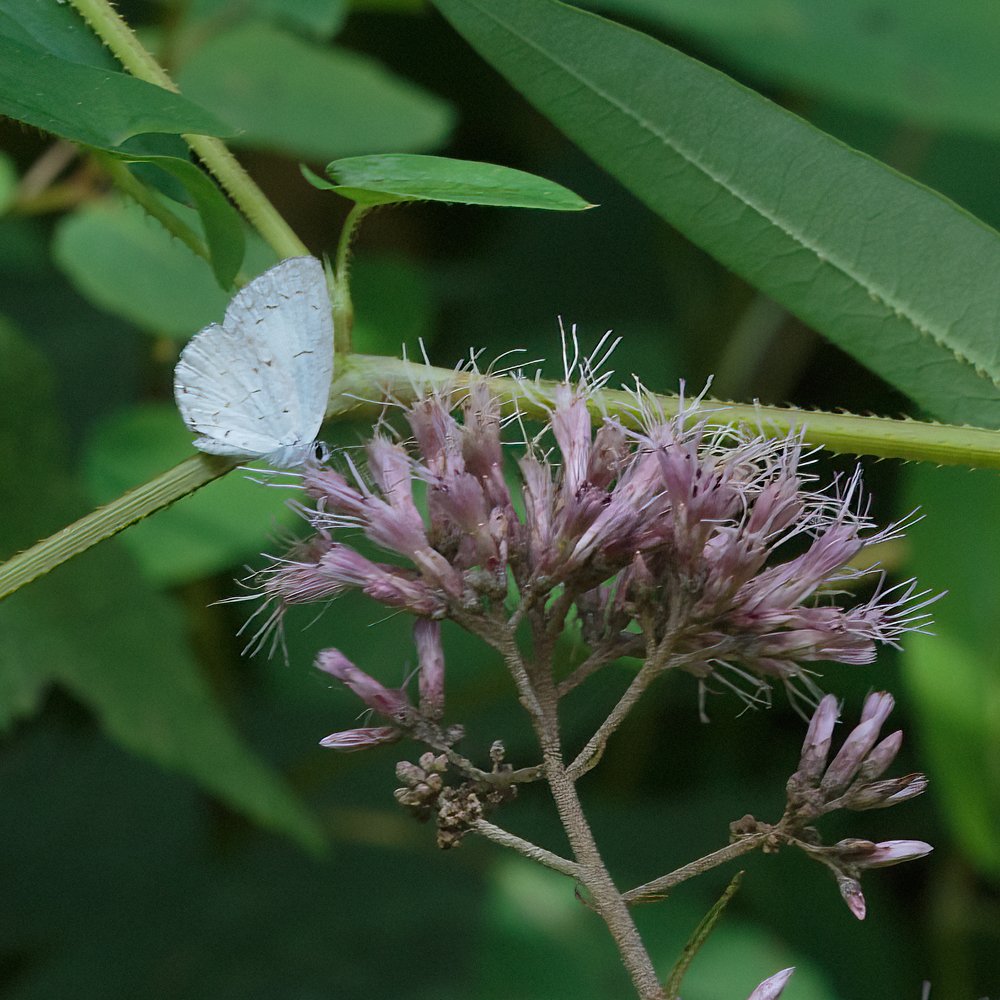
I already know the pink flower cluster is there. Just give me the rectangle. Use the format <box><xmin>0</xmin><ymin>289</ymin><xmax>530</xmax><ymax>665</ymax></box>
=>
<box><xmin>246</xmin><ymin>376</ymin><xmax>932</xmax><ymax>743</ymax></box>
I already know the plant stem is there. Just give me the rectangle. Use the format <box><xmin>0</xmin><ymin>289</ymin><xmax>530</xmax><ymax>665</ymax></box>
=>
<box><xmin>527</xmin><ymin>667</ymin><xmax>664</xmax><ymax>999</ymax></box>
<box><xmin>623</xmin><ymin>835</ymin><xmax>768</xmax><ymax>906</ymax></box>
<box><xmin>470</xmin><ymin>819</ymin><xmax>582</xmax><ymax>879</ymax></box>
<box><xmin>3</xmin><ymin>355</ymin><xmax>1000</xmax><ymax>603</ymax></box>
<box><xmin>331</xmin><ymin>204</ymin><xmax>370</xmax><ymax>354</ymax></box>
<box><xmin>66</xmin><ymin>0</ymin><xmax>309</xmax><ymax>260</ymax></box>
<box><xmin>0</xmin><ymin>455</ymin><xmax>234</xmax><ymax>600</ymax></box>
<box><xmin>567</xmin><ymin>656</ymin><xmax>664</xmax><ymax>780</ymax></box>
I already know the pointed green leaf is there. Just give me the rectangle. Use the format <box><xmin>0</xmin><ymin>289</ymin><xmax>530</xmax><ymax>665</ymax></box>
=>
<box><xmin>177</xmin><ymin>22</ymin><xmax>455</xmax><ymax>160</ymax></box>
<box><xmin>431</xmin><ymin>0</ymin><xmax>1000</xmax><ymax>428</ymax></box>
<box><xmin>309</xmin><ymin>154</ymin><xmax>594</xmax><ymax>209</ymax></box>
<box><xmin>0</xmin><ymin>320</ymin><xmax>322</xmax><ymax>850</ymax></box>
<box><xmin>582</xmin><ymin>0</ymin><xmax>1000</xmax><ymax>139</ymax></box>
<box><xmin>0</xmin><ymin>36</ymin><xmax>230</xmax><ymax>149</ymax></box>
<box><xmin>117</xmin><ymin>154</ymin><xmax>246</xmax><ymax>288</ymax></box>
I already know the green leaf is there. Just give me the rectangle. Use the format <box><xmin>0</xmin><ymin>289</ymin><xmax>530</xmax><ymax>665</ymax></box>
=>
<box><xmin>54</xmin><ymin>196</ymin><xmax>276</xmax><ymax>337</ymax></box>
<box><xmin>581</xmin><ymin>0</ymin><xmax>1000</xmax><ymax>139</ymax></box>
<box><xmin>117</xmin><ymin>153</ymin><xmax>246</xmax><ymax>289</ymax></box>
<box><xmin>0</xmin><ymin>36</ymin><xmax>230</xmax><ymax>149</ymax></box>
<box><xmin>191</xmin><ymin>0</ymin><xmax>348</xmax><ymax>38</ymax></box>
<box><xmin>902</xmin><ymin>465</ymin><xmax>1000</xmax><ymax>876</ymax></box>
<box><xmin>82</xmin><ymin>404</ymin><xmax>298</xmax><ymax>587</ymax></box>
<box><xmin>0</xmin><ymin>319</ymin><xmax>322</xmax><ymax>850</ymax></box>
<box><xmin>176</xmin><ymin>21</ymin><xmax>455</xmax><ymax>161</ymax></box>
<box><xmin>431</xmin><ymin>0</ymin><xmax>1000</xmax><ymax>429</ymax></box>
<box><xmin>0</xmin><ymin>0</ymin><xmax>116</xmax><ymax>67</ymax></box>
<box><xmin>310</xmin><ymin>154</ymin><xmax>594</xmax><ymax>209</ymax></box>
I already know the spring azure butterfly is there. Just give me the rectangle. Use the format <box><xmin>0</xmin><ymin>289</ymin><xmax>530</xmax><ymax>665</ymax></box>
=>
<box><xmin>174</xmin><ymin>256</ymin><xmax>335</xmax><ymax>468</ymax></box>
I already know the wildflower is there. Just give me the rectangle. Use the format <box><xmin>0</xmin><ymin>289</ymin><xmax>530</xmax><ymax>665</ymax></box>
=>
<box><xmin>244</xmin><ymin>362</ymin><xmax>933</xmax><ymax>746</ymax></box>
<box><xmin>781</xmin><ymin>692</ymin><xmax>931</xmax><ymax>919</ymax></box>
<box><xmin>747</xmin><ymin>967</ymin><xmax>795</xmax><ymax>1000</ymax></box>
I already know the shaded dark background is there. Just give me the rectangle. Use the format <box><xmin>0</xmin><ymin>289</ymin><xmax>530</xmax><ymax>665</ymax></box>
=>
<box><xmin>1</xmin><ymin>1</ymin><xmax>998</xmax><ymax>997</ymax></box>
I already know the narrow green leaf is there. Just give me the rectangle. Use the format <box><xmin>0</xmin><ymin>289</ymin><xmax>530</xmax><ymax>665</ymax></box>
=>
<box><xmin>82</xmin><ymin>404</ymin><xmax>297</xmax><ymax>587</ymax></box>
<box><xmin>53</xmin><ymin>196</ymin><xmax>276</xmax><ymax>337</ymax></box>
<box><xmin>0</xmin><ymin>320</ymin><xmax>323</xmax><ymax>851</ymax></box>
<box><xmin>117</xmin><ymin>154</ymin><xmax>246</xmax><ymax>288</ymax></box>
<box><xmin>177</xmin><ymin>22</ymin><xmax>455</xmax><ymax>161</ymax></box>
<box><xmin>903</xmin><ymin>465</ymin><xmax>1000</xmax><ymax>876</ymax></box>
<box><xmin>582</xmin><ymin>0</ymin><xmax>1000</xmax><ymax>139</ymax></box>
<box><xmin>431</xmin><ymin>0</ymin><xmax>1000</xmax><ymax>429</ymax></box>
<box><xmin>310</xmin><ymin>154</ymin><xmax>594</xmax><ymax>209</ymax></box>
<box><xmin>0</xmin><ymin>36</ymin><xmax>230</xmax><ymax>149</ymax></box>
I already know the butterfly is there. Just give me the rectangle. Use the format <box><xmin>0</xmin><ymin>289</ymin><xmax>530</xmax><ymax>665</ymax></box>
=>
<box><xmin>173</xmin><ymin>256</ymin><xmax>334</xmax><ymax>468</ymax></box>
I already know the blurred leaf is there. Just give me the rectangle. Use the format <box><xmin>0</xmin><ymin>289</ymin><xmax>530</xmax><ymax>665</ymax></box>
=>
<box><xmin>117</xmin><ymin>153</ymin><xmax>246</xmax><ymax>288</ymax></box>
<box><xmin>54</xmin><ymin>196</ymin><xmax>276</xmax><ymax>337</ymax></box>
<box><xmin>176</xmin><ymin>22</ymin><xmax>455</xmax><ymax>160</ymax></box>
<box><xmin>191</xmin><ymin>0</ymin><xmax>348</xmax><ymax>38</ymax></box>
<box><xmin>431</xmin><ymin>0</ymin><xmax>1000</xmax><ymax>429</ymax></box>
<box><xmin>0</xmin><ymin>36</ymin><xmax>229</xmax><ymax>149</ymax></box>
<box><xmin>0</xmin><ymin>150</ymin><xmax>15</xmax><ymax>215</ymax></box>
<box><xmin>903</xmin><ymin>466</ymin><xmax>1000</xmax><ymax>876</ymax></box>
<box><xmin>351</xmin><ymin>254</ymin><xmax>435</xmax><ymax>356</ymax></box>
<box><xmin>0</xmin><ymin>0</ymin><xmax>117</xmax><ymax>66</ymax></box>
<box><xmin>581</xmin><ymin>0</ymin><xmax>1000</xmax><ymax>139</ymax></box>
<box><xmin>0</xmin><ymin>320</ymin><xmax>322</xmax><ymax>849</ymax></box>
<box><xmin>309</xmin><ymin>154</ymin><xmax>594</xmax><ymax>209</ymax></box>
<box><xmin>82</xmin><ymin>404</ymin><xmax>298</xmax><ymax>587</ymax></box>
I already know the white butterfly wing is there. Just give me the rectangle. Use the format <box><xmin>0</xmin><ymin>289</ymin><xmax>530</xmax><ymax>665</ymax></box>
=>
<box><xmin>174</xmin><ymin>257</ymin><xmax>335</xmax><ymax>463</ymax></box>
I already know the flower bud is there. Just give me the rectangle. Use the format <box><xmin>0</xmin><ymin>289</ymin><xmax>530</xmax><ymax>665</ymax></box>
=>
<box><xmin>317</xmin><ymin>649</ymin><xmax>413</xmax><ymax>722</ymax></box>
<box><xmin>747</xmin><ymin>967</ymin><xmax>795</xmax><ymax>1000</ymax></box>
<box><xmin>319</xmin><ymin>726</ymin><xmax>400</xmax><ymax>751</ymax></box>
<box><xmin>415</xmin><ymin>618</ymin><xmax>446</xmax><ymax>720</ymax></box>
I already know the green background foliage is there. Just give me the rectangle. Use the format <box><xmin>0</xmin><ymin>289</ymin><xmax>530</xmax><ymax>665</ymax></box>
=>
<box><xmin>1</xmin><ymin>0</ymin><xmax>998</xmax><ymax>997</ymax></box>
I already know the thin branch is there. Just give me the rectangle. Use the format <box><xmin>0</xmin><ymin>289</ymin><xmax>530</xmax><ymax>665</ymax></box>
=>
<box><xmin>663</xmin><ymin>872</ymin><xmax>745</xmax><ymax>1000</ymax></box>
<box><xmin>623</xmin><ymin>834</ymin><xmax>768</xmax><ymax>906</ymax></box>
<box><xmin>470</xmin><ymin>819</ymin><xmax>582</xmax><ymax>879</ymax></box>
<box><xmin>557</xmin><ymin>639</ymin><xmax>641</xmax><ymax>697</ymax></box>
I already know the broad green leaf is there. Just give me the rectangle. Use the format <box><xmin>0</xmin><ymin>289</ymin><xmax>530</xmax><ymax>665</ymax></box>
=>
<box><xmin>582</xmin><ymin>0</ymin><xmax>1000</xmax><ymax>139</ymax></box>
<box><xmin>310</xmin><ymin>154</ymin><xmax>594</xmax><ymax>209</ymax></box>
<box><xmin>191</xmin><ymin>0</ymin><xmax>348</xmax><ymax>38</ymax></box>
<box><xmin>0</xmin><ymin>151</ymin><xmax>15</xmax><ymax>215</ymax></box>
<box><xmin>82</xmin><ymin>404</ymin><xmax>298</xmax><ymax>587</ymax></box>
<box><xmin>0</xmin><ymin>36</ymin><xmax>229</xmax><ymax>149</ymax></box>
<box><xmin>176</xmin><ymin>22</ymin><xmax>454</xmax><ymax>161</ymax></box>
<box><xmin>54</xmin><ymin>196</ymin><xmax>276</xmax><ymax>337</ymax></box>
<box><xmin>0</xmin><ymin>320</ymin><xmax>322</xmax><ymax>850</ymax></box>
<box><xmin>431</xmin><ymin>0</ymin><xmax>1000</xmax><ymax>429</ymax></box>
<box><xmin>117</xmin><ymin>153</ymin><xmax>246</xmax><ymax>288</ymax></box>
<box><xmin>0</xmin><ymin>0</ymin><xmax>116</xmax><ymax>67</ymax></box>
<box><xmin>903</xmin><ymin>465</ymin><xmax>1000</xmax><ymax>876</ymax></box>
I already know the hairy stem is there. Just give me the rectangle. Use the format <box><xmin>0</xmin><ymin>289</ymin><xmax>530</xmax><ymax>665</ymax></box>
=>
<box><xmin>525</xmin><ymin>665</ymin><xmax>664</xmax><ymax>999</ymax></box>
<box><xmin>4</xmin><ymin>354</ymin><xmax>1000</xmax><ymax>603</ymax></box>
<box><xmin>566</xmin><ymin>656</ymin><xmax>665</xmax><ymax>781</ymax></box>
<box><xmin>470</xmin><ymin>819</ymin><xmax>581</xmax><ymax>879</ymax></box>
<box><xmin>623</xmin><ymin>834</ymin><xmax>768</xmax><ymax>906</ymax></box>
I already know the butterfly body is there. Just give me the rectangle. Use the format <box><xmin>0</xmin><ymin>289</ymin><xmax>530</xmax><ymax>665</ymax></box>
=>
<box><xmin>173</xmin><ymin>256</ymin><xmax>334</xmax><ymax>467</ymax></box>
